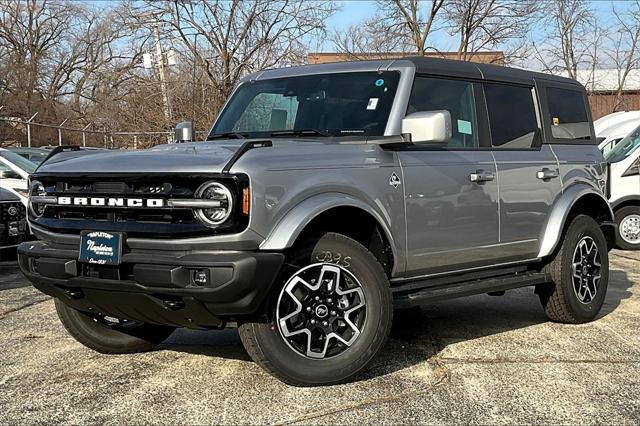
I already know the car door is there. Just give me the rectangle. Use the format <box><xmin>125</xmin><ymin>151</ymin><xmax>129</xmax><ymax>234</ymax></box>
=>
<box><xmin>483</xmin><ymin>82</ymin><xmax>561</xmax><ymax>260</ymax></box>
<box><xmin>398</xmin><ymin>76</ymin><xmax>500</xmax><ymax>276</ymax></box>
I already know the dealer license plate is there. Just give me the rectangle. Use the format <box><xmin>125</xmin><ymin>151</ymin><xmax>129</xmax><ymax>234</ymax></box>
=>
<box><xmin>78</xmin><ymin>231</ymin><xmax>123</xmax><ymax>265</ymax></box>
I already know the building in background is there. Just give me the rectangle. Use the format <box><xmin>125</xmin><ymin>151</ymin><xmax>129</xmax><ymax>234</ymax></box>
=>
<box><xmin>569</xmin><ymin>69</ymin><xmax>640</xmax><ymax>120</ymax></box>
<box><xmin>307</xmin><ymin>51</ymin><xmax>505</xmax><ymax>65</ymax></box>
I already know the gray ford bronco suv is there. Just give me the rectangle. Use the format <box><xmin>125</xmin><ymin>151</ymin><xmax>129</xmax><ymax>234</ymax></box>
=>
<box><xmin>19</xmin><ymin>57</ymin><xmax>615</xmax><ymax>386</ymax></box>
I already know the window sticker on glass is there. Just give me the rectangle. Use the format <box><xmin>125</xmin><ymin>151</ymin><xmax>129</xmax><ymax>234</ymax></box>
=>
<box><xmin>367</xmin><ymin>98</ymin><xmax>379</xmax><ymax>110</ymax></box>
<box><xmin>553</xmin><ymin>117</ymin><xmax>559</xmax><ymax>125</ymax></box>
<box><xmin>375</xmin><ymin>78</ymin><xmax>384</xmax><ymax>87</ymax></box>
<box><xmin>457</xmin><ymin>119</ymin><xmax>472</xmax><ymax>135</ymax></box>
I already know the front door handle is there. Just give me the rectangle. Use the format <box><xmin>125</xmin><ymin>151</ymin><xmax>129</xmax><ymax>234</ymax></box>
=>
<box><xmin>537</xmin><ymin>168</ymin><xmax>559</xmax><ymax>180</ymax></box>
<box><xmin>469</xmin><ymin>170</ymin><xmax>495</xmax><ymax>183</ymax></box>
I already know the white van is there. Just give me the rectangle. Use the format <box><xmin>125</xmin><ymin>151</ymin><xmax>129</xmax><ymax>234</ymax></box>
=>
<box><xmin>606</xmin><ymin>123</ymin><xmax>640</xmax><ymax>250</ymax></box>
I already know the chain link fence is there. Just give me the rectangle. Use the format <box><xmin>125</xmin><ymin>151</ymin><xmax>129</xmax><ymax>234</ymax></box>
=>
<box><xmin>0</xmin><ymin>113</ymin><xmax>207</xmax><ymax>149</ymax></box>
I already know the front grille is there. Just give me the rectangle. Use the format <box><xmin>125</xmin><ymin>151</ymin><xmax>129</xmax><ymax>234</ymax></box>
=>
<box><xmin>1</xmin><ymin>201</ymin><xmax>26</xmax><ymax>221</ymax></box>
<box><xmin>30</xmin><ymin>174</ymin><xmax>249</xmax><ymax>238</ymax></box>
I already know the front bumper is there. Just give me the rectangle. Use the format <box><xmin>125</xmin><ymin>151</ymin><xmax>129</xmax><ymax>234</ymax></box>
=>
<box><xmin>17</xmin><ymin>241</ymin><xmax>284</xmax><ymax>329</ymax></box>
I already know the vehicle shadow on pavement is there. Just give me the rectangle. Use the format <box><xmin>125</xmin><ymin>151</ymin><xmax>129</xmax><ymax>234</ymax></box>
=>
<box><xmin>360</xmin><ymin>268</ymin><xmax>636</xmax><ymax>380</ymax></box>
<box><xmin>0</xmin><ymin>263</ymin><xmax>31</xmax><ymax>291</ymax></box>
<box><xmin>157</xmin><ymin>268</ymin><xmax>636</xmax><ymax>379</ymax></box>
<box><xmin>159</xmin><ymin>328</ymin><xmax>252</xmax><ymax>361</ymax></box>
<box><xmin>598</xmin><ymin>269</ymin><xmax>635</xmax><ymax>318</ymax></box>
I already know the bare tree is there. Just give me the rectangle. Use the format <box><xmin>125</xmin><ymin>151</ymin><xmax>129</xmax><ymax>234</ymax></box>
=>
<box><xmin>532</xmin><ymin>0</ymin><xmax>601</xmax><ymax>80</ymax></box>
<box><xmin>443</xmin><ymin>0</ymin><xmax>538</xmax><ymax>64</ymax></box>
<box><xmin>331</xmin><ymin>0</ymin><xmax>445</xmax><ymax>58</ymax></box>
<box><xmin>0</xmin><ymin>0</ymin><xmax>76</xmax><ymax>115</ymax></box>
<box><xmin>131</xmin><ymin>0</ymin><xmax>335</xmax><ymax>111</ymax></box>
<box><xmin>384</xmin><ymin>0</ymin><xmax>445</xmax><ymax>55</ymax></box>
<box><xmin>606</xmin><ymin>0</ymin><xmax>640</xmax><ymax>111</ymax></box>
<box><xmin>332</xmin><ymin>19</ymin><xmax>410</xmax><ymax>60</ymax></box>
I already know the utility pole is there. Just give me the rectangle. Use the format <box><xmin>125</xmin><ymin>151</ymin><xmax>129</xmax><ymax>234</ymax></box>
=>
<box><xmin>152</xmin><ymin>19</ymin><xmax>172</xmax><ymax>124</ymax></box>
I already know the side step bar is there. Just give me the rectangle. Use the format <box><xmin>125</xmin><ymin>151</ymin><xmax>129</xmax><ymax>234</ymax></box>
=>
<box><xmin>393</xmin><ymin>270</ymin><xmax>548</xmax><ymax>308</ymax></box>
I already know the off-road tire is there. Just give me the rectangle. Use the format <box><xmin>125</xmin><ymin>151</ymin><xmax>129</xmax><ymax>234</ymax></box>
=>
<box><xmin>615</xmin><ymin>205</ymin><xmax>640</xmax><ymax>250</ymax></box>
<box><xmin>55</xmin><ymin>299</ymin><xmax>175</xmax><ymax>354</ymax></box>
<box><xmin>239</xmin><ymin>232</ymin><xmax>393</xmax><ymax>386</ymax></box>
<box><xmin>538</xmin><ymin>215</ymin><xmax>609</xmax><ymax>323</ymax></box>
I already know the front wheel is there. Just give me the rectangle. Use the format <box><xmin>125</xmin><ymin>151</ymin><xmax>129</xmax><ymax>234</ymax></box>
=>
<box><xmin>538</xmin><ymin>215</ymin><xmax>609</xmax><ymax>323</ymax></box>
<box><xmin>615</xmin><ymin>206</ymin><xmax>640</xmax><ymax>250</ymax></box>
<box><xmin>55</xmin><ymin>299</ymin><xmax>176</xmax><ymax>354</ymax></box>
<box><xmin>239</xmin><ymin>233</ymin><xmax>393</xmax><ymax>386</ymax></box>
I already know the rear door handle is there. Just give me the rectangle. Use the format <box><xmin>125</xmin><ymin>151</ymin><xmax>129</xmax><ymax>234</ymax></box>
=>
<box><xmin>537</xmin><ymin>168</ymin><xmax>559</xmax><ymax>180</ymax></box>
<box><xmin>469</xmin><ymin>170</ymin><xmax>495</xmax><ymax>183</ymax></box>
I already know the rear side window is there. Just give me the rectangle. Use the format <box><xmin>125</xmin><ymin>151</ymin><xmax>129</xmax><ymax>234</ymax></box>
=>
<box><xmin>484</xmin><ymin>83</ymin><xmax>538</xmax><ymax>148</ymax></box>
<box><xmin>407</xmin><ymin>76</ymin><xmax>478</xmax><ymax>148</ymax></box>
<box><xmin>546</xmin><ymin>87</ymin><xmax>591</xmax><ymax>140</ymax></box>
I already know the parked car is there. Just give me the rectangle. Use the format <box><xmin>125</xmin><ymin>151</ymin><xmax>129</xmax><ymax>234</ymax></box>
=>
<box><xmin>605</xmin><ymin>123</ymin><xmax>640</xmax><ymax>250</ymax></box>
<box><xmin>0</xmin><ymin>187</ymin><xmax>28</xmax><ymax>260</ymax></box>
<box><xmin>7</xmin><ymin>147</ymin><xmax>49</xmax><ymax>165</ymax></box>
<box><xmin>0</xmin><ymin>148</ymin><xmax>37</xmax><ymax>205</ymax></box>
<box><xmin>595</xmin><ymin>111</ymin><xmax>640</xmax><ymax>156</ymax></box>
<box><xmin>18</xmin><ymin>57</ymin><xmax>614</xmax><ymax>386</ymax></box>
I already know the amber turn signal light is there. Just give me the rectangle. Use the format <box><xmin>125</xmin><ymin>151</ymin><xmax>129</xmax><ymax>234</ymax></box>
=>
<box><xmin>242</xmin><ymin>187</ymin><xmax>250</xmax><ymax>215</ymax></box>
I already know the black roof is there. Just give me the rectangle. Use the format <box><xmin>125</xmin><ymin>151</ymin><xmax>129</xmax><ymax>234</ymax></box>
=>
<box><xmin>404</xmin><ymin>56</ymin><xmax>580</xmax><ymax>87</ymax></box>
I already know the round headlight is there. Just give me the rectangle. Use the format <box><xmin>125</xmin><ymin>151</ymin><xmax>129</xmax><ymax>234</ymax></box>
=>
<box><xmin>29</xmin><ymin>180</ymin><xmax>46</xmax><ymax>217</ymax></box>
<box><xmin>194</xmin><ymin>181</ymin><xmax>233</xmax><ymax>227</ymax></box>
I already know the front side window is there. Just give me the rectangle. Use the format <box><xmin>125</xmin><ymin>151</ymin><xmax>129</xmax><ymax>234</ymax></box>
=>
<box><xmin>546</xmin><ymin>87</ymin><xmax>591</xmax><ymax>140</ymax></box>
<box><xmin>406</xmin><ymin>76</ymin><xmax>478</xmax><ymax>148</ymax></box>
<box><xmin>484</xmin><ymin>83</ymin><xmax>538</xmax><ymax>149</ymax></box>
<box><xmin>211</xmin><ymin>72</ymin><xmax>400</xmax><ymax>138</ymax></box>
<box><xmin>605</xmin><ymin>124</ymin><xmax>640</xmax><ymax>163</ymax></box>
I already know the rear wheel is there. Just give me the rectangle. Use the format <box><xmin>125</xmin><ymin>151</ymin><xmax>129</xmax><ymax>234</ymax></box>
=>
<box><xmin>239</xmin><ymin>233</ymin><xmax>392</xmax><ymax>386</ymax></box>
<box><xmin>538</xmin><ymin>215</ymin><xmax>609</xmax><ymax>323</ymax></box>
<box><xmin>55</xmin><ymin>299</ymin><xmax>175</xmax><ymax>354</ymax></box>
<box><xmin>615</xmin><ymin>206</ymin><xmax>640</xmax><ymax>250</ymax></box>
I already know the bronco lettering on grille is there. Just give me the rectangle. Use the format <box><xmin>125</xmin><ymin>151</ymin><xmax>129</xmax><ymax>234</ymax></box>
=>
<box><xmin>57</xmin><ymin>197</ymin><xmax>165</xmax><ymax>208</ymax></box>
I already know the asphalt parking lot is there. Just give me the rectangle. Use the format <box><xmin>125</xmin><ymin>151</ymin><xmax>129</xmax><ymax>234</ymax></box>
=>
<box><xmin>1</xmin><ymin>251</ymin><xmax>639</xmax><ymax>424</ymax></box>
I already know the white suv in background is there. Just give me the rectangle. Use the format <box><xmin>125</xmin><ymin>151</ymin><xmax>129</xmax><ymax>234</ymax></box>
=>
<box><xmin>596</xmin><ymin>111</ymin><xmax>640</xmax><ymax>156</ymax></box>
<box><xmin>0</xmin><ymin>148</ymin><xmax>37</xmax><ymax>206</ymax></box>
<box><xmin>605</xmin><ymin>123</ymin><xmax>640</xmax><ymax>250</ymax></box>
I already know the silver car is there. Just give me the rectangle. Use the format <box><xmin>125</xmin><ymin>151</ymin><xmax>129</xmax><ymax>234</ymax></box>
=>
<box><xmin>18</xmin><ymin>57</ymin><xmax>614</xmax><ymax>386</ymax></box>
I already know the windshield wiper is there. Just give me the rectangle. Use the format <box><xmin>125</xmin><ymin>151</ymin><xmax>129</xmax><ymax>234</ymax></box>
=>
<box><xmin>207</xmin><ymin>132</ymin><xmax>247</xmax><ymax>140</ymax></box>
<box><xmin>269</xmin><ymin>128</ymin><xmax>331</xmax><ymax>137</ymax></box>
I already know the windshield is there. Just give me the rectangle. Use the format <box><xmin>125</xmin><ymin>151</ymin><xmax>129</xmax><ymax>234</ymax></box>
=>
<box><xmin>605</xmin><ymin>124</ymin><xmax>640</xmax><ymax>163</ymax></box>
<box><xmin>15</xmin><ymin>150</ymin><xmax>47</xmax><ymax>165</ymax></box>
<box><xmin>0</xmin><ymin>150</ymin><xmax>37</xmax><ymax>173</ymax></box>
<box><xmin>211</xmin><ymin>71</ymin><xmax>400</xmax><ymax>138</ymax></box>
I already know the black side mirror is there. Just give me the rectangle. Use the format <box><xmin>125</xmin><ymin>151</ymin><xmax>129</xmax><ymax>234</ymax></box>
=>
<box><xmin>0</xmin><ymin>170</ymin><xmax>21</xmax><ymax>179</ymax></box>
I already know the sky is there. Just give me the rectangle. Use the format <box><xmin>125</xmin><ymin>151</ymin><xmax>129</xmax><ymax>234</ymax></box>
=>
<box><xmin>319</xmin><ymin>0</ymin><xmax>636</xmax><ymax>53</ymax></box>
